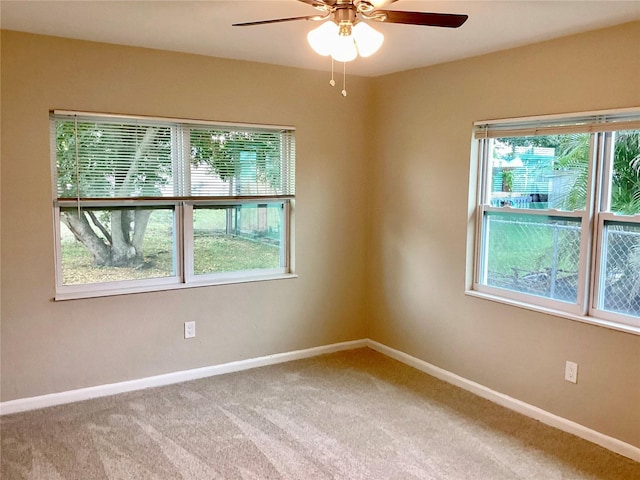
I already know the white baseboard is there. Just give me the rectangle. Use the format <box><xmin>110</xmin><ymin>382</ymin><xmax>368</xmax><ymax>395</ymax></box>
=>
<box><xmin>365</xmin><ymin>339</ymin><xmax>640</xmax><ymax>463</ymax></box>
<box><xmin>1</xmin><ymin>337</ymin><xmax>638</xmax><ymax>463</ymax></box>
<box><xmin>0</xmin><ymin>339</ymin><xmax>367</xmax><ymax>416</ymax></box>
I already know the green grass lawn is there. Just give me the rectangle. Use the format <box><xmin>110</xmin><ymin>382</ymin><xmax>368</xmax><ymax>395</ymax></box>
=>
<box><xmin>193</xmin><ymin>235</ymin><xmax>279</xmax><ymax>275</ymax></box>
<box><xmin>483</xmin><ymin>213</ymin><xmax>581</xmax><ymax>301</ymax></box>
<box><xmin>61</xmin><ymin>234</ymin><xmax>280</xmax><ymax>285</ymax></box>
<box><xmin>485</xmin><ymin>214</ymin><xmax>580</xmax><ymax>275</ymax></box>
<box><xmin>60</xmin><ymin>208</ymin><xmax>280</xmax><ymax>285</ymax></box>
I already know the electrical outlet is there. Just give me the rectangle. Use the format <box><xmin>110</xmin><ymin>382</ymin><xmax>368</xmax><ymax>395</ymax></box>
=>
<box><xmin>565</xmin><ymin>361</ymin><xmax>578</xmax><ymax>383</ymax></box>
<box><xmin>184</xmin><ymin>321</ymin><xmax>196</xmax><ymax>339</ymax></box>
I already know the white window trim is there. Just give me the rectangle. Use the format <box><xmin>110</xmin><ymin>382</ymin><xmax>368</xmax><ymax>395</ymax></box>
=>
<box><xmin>464</xmin><ymin>290</ymin><xmax>640</xmax><ymax>336</ymax></box>
<box><xmin>54</xmin><ymin>273</ymin><xmax>298</xmax><ymax>301</ymax></box>
<box><xmin>474</xmin><ymin>207</ymin><xmax>590</xmax><ymax>317</ymax></box>
<box><xmin>590</xmin><ymin>212</ymin><xmax>640</xmax><ymax>323</ymax></box>
<box><xmin>468</xmin><ymin>107</ymin><xmax>640</xmax><ymax>334</ymax></box>
<box><xmin>182</xmin><ymin>200</ymin><xmax>291</xmax><ymax>285</ymax></box>
<box><xmin>51</xmin><ymin>112</ymin><xmax>296</xmax><ymax>300</ymax></box>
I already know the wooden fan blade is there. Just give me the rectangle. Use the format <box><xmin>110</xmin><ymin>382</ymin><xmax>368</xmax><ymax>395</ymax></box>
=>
<box><xmin>375</xmin><ymin>11</ymin><xmax>468</xmax><ymax>28</ymax></box>
<box><xmin>232</xmin><ymin>15</ymin><xmax>318</xmax><ymax>27</ymax></box>
<box><xmin>297</xmin><ymin>0</ymin><xmax>336</xmax><ymax>6</ymax></box>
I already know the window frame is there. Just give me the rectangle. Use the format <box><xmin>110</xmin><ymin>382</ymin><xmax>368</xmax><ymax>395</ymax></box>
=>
<box><xmin>51</xmin><ymin>111</ymin><xmax>296</xmax><ymax>300</ymax></box>
<box><xmin>183</xmin><ymin>199</ymin><xmax>291</xmax><ymax>285</ymax></box>
<box><xmin>469</xmin><ymin>108</ymin><xmax>640</xmax><ymax>334</ymax></box>
<box><xmin>474</xmin><ymin>206</ymin><xmax>591</xmax><ymax>316</ymax></box>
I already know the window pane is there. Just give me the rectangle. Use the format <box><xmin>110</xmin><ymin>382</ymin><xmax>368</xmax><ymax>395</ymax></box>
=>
<box><xmin>608</xmin><ymin>130</ymin><xmax>640</xmax><ymax>215</ymax></box>
<box><xmin>193</xmin><ymin>203</ymin><xmax>283</xmax><ymax>275</ymax></box>
<box><xmin>488</xmin><ymin>134</ymin><xmax>590</xmax><ymax>210</ymax></box>
<box><xmin>59</xmin><ymin>207</ymin><xmax>176</xmax><ymax>285</ymax></box>
<box><xmin>481</xmin><ymin>212</ymin><xmax>581</xmax><ymax>303</ymax></box>
<box><xmin>599</xmin><ymin>221</ymin><xmax>640</xmax><ymax>317</ymax></box>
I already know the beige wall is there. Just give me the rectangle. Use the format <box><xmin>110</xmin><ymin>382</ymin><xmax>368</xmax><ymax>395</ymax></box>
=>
<box><xmin>1</xmin><ymin>31</ymin><xmax>371</xmax><ymax>401</ymax></box>
<box><xmin>369</xmin><ymin>22</ymin><xmax>640</xmax><ymax>447</ymax></box>
<box><xmin>2</xmin><ymin>22</ymin><xmax>639</xmax><ymax>450</ymax></box>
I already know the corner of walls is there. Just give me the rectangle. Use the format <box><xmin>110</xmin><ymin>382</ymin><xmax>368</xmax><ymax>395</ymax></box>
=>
<box><xmin>362</xmin><ymin>22</ymin><xmax>640</xmax><ymax>449</ymax></box>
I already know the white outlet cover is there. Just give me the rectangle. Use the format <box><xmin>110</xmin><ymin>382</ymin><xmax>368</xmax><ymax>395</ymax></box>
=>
<box><xmin>184</xmin><ymin>321</ymin><xmax>196</xmax><ymax>339</ymax></box>
<box><xmin>565</xmin><ymin>361</ymin><xmax>578</xmax><ymax>383</ymax></box>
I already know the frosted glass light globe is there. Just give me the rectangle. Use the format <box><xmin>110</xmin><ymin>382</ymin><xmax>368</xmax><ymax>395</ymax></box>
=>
<box><xmin>353</xmin><ymin>22</ymin><xmax>384</xmax><ymax>57</ymax></box>
<box><xmin>307</xmin><ymin>21</ymin><xmax>339</xmax><ymax>56</ymax></box>
<box><xmin>331</xmin><ymin>34</ymin><xmax>358</xmax><ymax>62</ymax></box>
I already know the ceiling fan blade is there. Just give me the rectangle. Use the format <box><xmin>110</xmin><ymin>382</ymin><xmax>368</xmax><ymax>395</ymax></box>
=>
<box><xmin>375</xmin><ymin>10</ymin><xmax>468</xmax><ymax>28</ymax></box>
<box><xmin>297</xmin><ymin>0</ymin><xmax>336</xmax><ymax>6</ymax></box>
<box><xmin>232</xmin><ymin>15</ymin><xmax>319</xmax><ymax>27</ymax></box>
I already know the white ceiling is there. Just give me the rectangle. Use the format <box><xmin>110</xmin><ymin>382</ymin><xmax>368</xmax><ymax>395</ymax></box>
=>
<box><xmin>2</xmin><ymin>0</ymin><xmax>639</xmax><ymax>77</ymax></box>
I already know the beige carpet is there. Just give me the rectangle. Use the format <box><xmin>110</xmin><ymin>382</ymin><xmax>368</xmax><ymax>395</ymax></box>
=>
<box><xmin>1</xmin><ymin>348</ymin><xmax>638</xmax><ymax>479</ymax></box>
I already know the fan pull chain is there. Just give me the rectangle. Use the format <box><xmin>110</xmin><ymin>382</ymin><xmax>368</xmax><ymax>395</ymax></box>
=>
<box><xmin>329</xmin><ymin>57</ymin><xmax>336</xmax><ymax>87</ymax></box>
<box><xmin>327</xmin><ymin>58</ymin><xmax>346</xmax><ymax>97</ymax></box>
<box><xmin>342</xmin><ymin>62</ymin><xmax>347</xmax><ymax>97</ymax></box>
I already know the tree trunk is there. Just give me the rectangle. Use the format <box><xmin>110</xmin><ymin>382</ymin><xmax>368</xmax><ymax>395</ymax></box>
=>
<box><xmin>110</xmin><ymin>209</ymin><xmax>137</xmax><ymax>266</ymax></box>
<box><xmin>131</xmin><ymin>209</ymin><xmax>152</xmax><ymax>254</ymax></box>
<box><xmin>61</xmin><ymin>210</ymin><xmax>111</xmax><ymax>266</ymax></box>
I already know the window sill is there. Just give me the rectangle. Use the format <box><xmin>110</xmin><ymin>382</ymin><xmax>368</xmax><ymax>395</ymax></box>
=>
<box><xmin>54</xmin><ymin>273</ymin><xmax>298</xmax><ymax>301</ymax></box>
<box><xmin>464</xmin><ymin>290</ymin><xmax>640</xmax><ymax>336</ymax></box>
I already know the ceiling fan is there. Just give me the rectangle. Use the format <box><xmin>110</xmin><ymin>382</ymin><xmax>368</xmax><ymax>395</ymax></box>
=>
<box><xmin>233</xmin><ymin>0</ymin><xmax>469</xmax><ymax>95</ymax></box>
<box><xmin>234</xmin><ymin>1</ymin><xmax>468</xmax><ymax>29</ymax></box>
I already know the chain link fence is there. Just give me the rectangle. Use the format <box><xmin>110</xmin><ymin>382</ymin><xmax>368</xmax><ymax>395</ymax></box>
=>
<box><xmin>485</xmin><ymin>217</ymin><xmax>640</xmax><ymax>316</ymax></box>
<box><xmin>485</xmin><ymin>217</ymin><xmax>581</xmax><ymax>303</ymax></box>
<box><xmin>602</xmin><ymin>225</ymin><xmax>640</xmax><ymax>316</ymax></box>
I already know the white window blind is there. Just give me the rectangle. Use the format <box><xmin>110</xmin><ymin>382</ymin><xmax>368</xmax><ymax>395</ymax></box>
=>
<box><xmin>474</xmin><ymin>109</ymin><xmax>640</xmax><ymax>139</ymax></box>
<box><xmin>52</xmin><ymin>113</ymin><xmax>296</xmax><ymax>201</ymax></box>
<box><xmin>54</xmin><ymin>117</ymin><xmax>175</xmax><ymax>199</ymax></box>
<box><xmin>189</xmin><ymin>127</ymin><xmax>295</xmax><ymax>197</ymax></box>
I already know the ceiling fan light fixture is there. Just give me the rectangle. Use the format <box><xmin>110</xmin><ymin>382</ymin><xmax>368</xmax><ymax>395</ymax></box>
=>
<box><xmin>338</xmin><ymin>22</ymin><xmax>353</xmax><ymax>37</ymax></box>
<box><xmin>331</xmin><ymin>32</ymin><xmax>358</xmax><ymax>62</ymax></box>
<box><xmin>307</xmin><ymin>20</ymin><xmax>382</xmax><ymax>63</ymax></box>
<box><xmin>307</xmin><ymin>21</ymin><xmax>339</xmax><ymax>56</ymax></box>
<box><xmin>235</xmin><ymin>1</ymin><xmax>468</xmax><ymax>95</ymax></box>
<box><xmin>352</xmin><ymin>22</ymin><xmax>383</xmax><ymax>57</ymax></box>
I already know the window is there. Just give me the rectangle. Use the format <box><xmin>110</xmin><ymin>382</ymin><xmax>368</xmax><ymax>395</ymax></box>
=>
<box><xmin>51</xmin><ymin>112</ymin><xmax>295</xmax><ymax>299</ymax></box>
<box><xmin>471</xmin><ymin>109</ymin><xmax>640</xmax><ymax>331</ymax></box>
